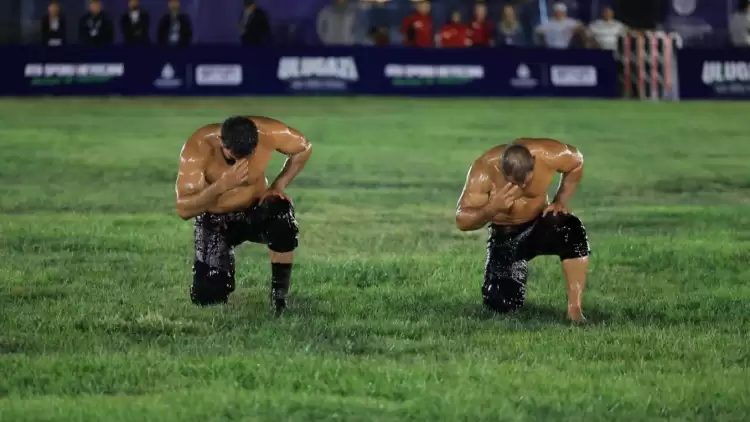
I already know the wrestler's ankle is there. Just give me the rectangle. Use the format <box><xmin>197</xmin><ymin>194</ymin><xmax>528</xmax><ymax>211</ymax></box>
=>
<box><xmin>567</xmin><ymin>304</ymin><xmax>585</xmax><ymax>322</ymax></box>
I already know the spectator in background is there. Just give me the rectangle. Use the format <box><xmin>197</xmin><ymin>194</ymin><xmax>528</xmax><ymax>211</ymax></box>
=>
<box><xmin>469</xmin><ymin>2</ymin><xmax>493</xmax><ymax>47</ymax></box>
<box><xmin>729</xmin><ymin>0</ymin><xmax>750</xmax><ymax>47</ymax></box>
<box><xmin>365</xmin><ymin>26</ymin><xmax>390</xmax><ymax>46</ymax></box>
<box><xmin>78</xmin><ymin>0</ymin><xmax>114</xmax><ymax>46</ymax></box>
<box><xmin>534</xmin><ymin>2</ymin><xmax>581</xmax><ymax>48</ymax></box>
<box><xmin>240</xmin><ymin>0</ymin><xmax>272</xmax><ymax>45</ymax></box>
<box><xmin>496</xmin><ymin>4</ymin><xmax>526</xmax><ymax>46</ymax></box>
<box><xmin>158</xmin><ymin>0</ymin><xmax>193</xmax><ymax>46</ymax></box>
<box><xmin>401</xmin><ymin>1</ymin><xmax>433</xmax><ymax>47</ymax></box>
<box><xmin>120</xmin><ymin>0</ymin><xmax>151</xmax><ymax>45</ymax></box>
<box><xmin>317</xmin><ymin>0</ymin><xmax>357</xmax><ymax>45</ymax></box>
<box><xmin>41</xmin><ymin>1</ymin><xmax>66</xmax><ymax>46</ymax></box>
<box><xmin>438</xmin><ymin>10</ymin><xmax>470</xmax><ymax>48</ymax></box>
<box><xmin>588</xmin><ymin>6</ymin><xmax>626</xmax><ymax>51</ymax></box>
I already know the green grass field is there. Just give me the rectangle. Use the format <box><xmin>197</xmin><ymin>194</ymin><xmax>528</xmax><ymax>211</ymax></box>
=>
<box><xmin>0</xmin><ymin>98</ymin><xmax>749</xmax><ymax>421</ymax></box>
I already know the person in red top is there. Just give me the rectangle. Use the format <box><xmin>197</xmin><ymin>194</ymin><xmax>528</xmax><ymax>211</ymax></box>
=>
<box><xmin>469</xmin><ymin>2</ymin><xmax>494</xmax><ymax>47</ymax></box>
<box><xmin>401</xmin><ymin>0</ymin><xmax>433</xmax><ymax>47</ymax></box>
<box><xmin>438</xmin><ymin>10</ymin><xmax>470</xmax><ymax>48</ymax></box>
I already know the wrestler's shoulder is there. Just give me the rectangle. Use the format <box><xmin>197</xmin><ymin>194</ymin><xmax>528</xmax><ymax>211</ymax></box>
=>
<box><xmin>512</xmin><ymin>137</ymin><xmax>572</xmax><ymax>151</ymax></box>
<box><xmin>477</xmin><ymin>144</ymin><xmax>507</xmax><ymax>164</ymax></box>
<box><xmin>181</xmin><ymin>124</ymin><xmax>220</xmax><ymax>156</ymax></box>
<box><xmin>245</xmin><ymin>115</ymin><xmax>288</xmax><ymax>129</ymax></box>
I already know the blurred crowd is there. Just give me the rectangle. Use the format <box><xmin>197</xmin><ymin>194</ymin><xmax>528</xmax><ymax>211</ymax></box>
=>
<box><xmin>391</xmin><ymin>1</ymin><xmax>626</xmax><ymax>50</ymax></box>
<box><xmin>40</xmin><ymin>0</ymin><xmax>750</xmax><ymax>48</ymax></box>
<box><xmin>41</xmin><ymin>0</ymin><xmax>272</xmax><ymax>47</ymax></box>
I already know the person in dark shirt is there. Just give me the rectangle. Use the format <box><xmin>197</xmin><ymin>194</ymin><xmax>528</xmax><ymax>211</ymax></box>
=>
<box><xmin>120</xmin><ymin>0</ymin><xmax>151</xmax><ymax>45</ymax></box>
<box><xmin>158</xmin><ymin>0</ymin><xmax>193</xmax><ymax>46</ymax></box>
<box><xmin>41</xmin><ymin>1</ymin><xmax>66</xmax><ymax>46</ymax></box>
<box><xmin>496</xmin><ymin>4</ymin><xmax>527</xmax><ymax>46</ymax></box>
<box><xmin>239</xmin><ymin>0</ymin><xmax>272</xmax><ymax>45</ymax></box>
<box><xmin>78</xmin><ymin>0</ymin><xmax>114</xmax><ymax>46</ymax></box>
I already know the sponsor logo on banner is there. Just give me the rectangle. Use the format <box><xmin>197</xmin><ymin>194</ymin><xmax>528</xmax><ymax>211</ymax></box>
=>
<box><xmin>510</xmin><ymin>64</ymin><xmax>537</xmax><ymax>88</ymax></box>
<box><xmin>277</xmin><ymin>56</ymin><xmax>358</xmax><ymax>91</ymax></box>
<box><xmin>550</xmin><ymin>65</ymin><xmax>598</xmax><ymax>87</ymax></box>
<box><xmin>384</xmin><ymin>64</ymin><xmax>484</xmax><ymax>86</ymax></box>
<box><xmin>24</xmin><ymin>63</ymin><xmax>124</xmax><ymax>86</ymax></box>
<box><xmin>196</xmin><ymin>65</ymin><xmax>243</xmax><ymax>86</ymax></box>
<box><xmin>154</xmin><ymin>63</ymin><xmax>182</xmax><ymax>89</ymax></box>
<box><xmin>701</xmin><ymin>61</ymin><xmax>750</xmax><ymax>94</ymax></box>
<box><xmin>672</xmin><ymin>0</ymin><xmax>696</xmax><ymax>16</ymax></box>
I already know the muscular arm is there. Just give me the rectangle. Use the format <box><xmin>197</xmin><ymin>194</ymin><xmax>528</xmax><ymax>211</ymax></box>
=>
<box><xmin>207</xmin><ymin>185</ymin><xmax>257</xmax><ymax>214</ymax></box>
<box><xmin>174</xmin><ymin>140</ymin><xmax>228</xmax><ymax>220</ymax></box>
<box><xmin>269</xmin><ymin>126</ymin><xmax>312</xmax><ymax>191</ymax></box>
<box><xmin>455</xmin><ymin>160</ymin><xmax>494</xmax><ymax>231</ymax></box>
<box><xmin>544</xmin><ymin>141</ymin><xmax>584</xmax><ymax>206</ymax></box>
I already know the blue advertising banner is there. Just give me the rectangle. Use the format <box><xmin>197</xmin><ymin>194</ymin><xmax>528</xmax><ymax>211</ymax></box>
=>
<box><xmin>0</xmin><ymin>45</ymin><xmax>618</xmax><ymax>98</ymax></box>
<box><xmin>678</xmin><ymin>47</ymin><xmax>750</xmax><ymax>99</ymax></box>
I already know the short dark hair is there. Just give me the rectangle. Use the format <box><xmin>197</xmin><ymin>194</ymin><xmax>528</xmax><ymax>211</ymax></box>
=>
<box><xmin>501</xmin><ymin>144</ymin><xmax>534</xmax><ymax>184</ymax></box>
<box><xmin>220</xmin><ymin>116</ymin><xmax>259</xmax><ymax>158</ymax></box>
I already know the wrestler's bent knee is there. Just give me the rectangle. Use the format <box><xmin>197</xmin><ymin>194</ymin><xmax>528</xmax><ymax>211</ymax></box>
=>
<box><xmin>190</xmin><ymin>260</ymin><xmax>236</xmax><ymax>306</ymax></box>
<box><xmin>482</xmin><ymin>277</ymin><xmax>526</xmax><ymax>313</ymax></box>
<box><xmin>543</xmin><ymin>213</ymin><xmax>591</xmax><ymax>261</ymax></box>
<box><xmin>264</xmin><ymin>197</ymin><xmax>299</xmax><ymax>253</ymax></box>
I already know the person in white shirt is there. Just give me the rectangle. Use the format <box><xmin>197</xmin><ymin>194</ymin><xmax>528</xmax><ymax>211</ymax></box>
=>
<box><xmin>729</xmin><ymin>0</ymin><xmax>750</xmax><ymax>47</ymax></box>
<box><xmin>535</xmin><ymin>3</ymin><xmax>581</xmax><ymax>49</ymax></box>
<box><xmin>588</xmin><ymin>7</ymin><xmax>626</xmax><ymax>51</ymax></box>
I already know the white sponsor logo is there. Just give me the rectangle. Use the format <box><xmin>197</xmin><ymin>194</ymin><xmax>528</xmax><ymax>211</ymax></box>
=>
<box><xmin>383</xmin><ymin>64</ymin><xmax>484</xmax><ymax>79</ymax></box>
<box><xmin>510</xmin><ymin>63</ymin><xmax>537</xmax><ymax>88</ymax></box>
<box><xmin>154</xmin><ymin>63</ymin><xmax>182</xmax><ymax>88</ymax></box>
<box><xmin>277</xmin><ymin>57</ymin><xmax>359</xmax><ymax>81</ymax></box>
<box><xmin>196</xmin><ymin>65</ymin><xmax>243</xmax><ymax>86</ymax></box>
<box><xmin>550</xmin><ymin>65</ymin><xmax>598</xmax><ymax>87</ymax></box>
<box><xmin>702</xmin><ymin>61</ymin><xmax>750</xmax><ymax>84</ymax></box>
<box><xmin>24</xmin><ymin>63</ymin><xmax>124</xmax><ymax>78</ymax></box>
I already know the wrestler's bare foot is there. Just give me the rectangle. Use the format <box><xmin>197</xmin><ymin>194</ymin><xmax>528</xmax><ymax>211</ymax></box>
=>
<box><xmin>567</xmin><ymin>305</ymin><xmax>586</xmax><ymax>323</ymax></box>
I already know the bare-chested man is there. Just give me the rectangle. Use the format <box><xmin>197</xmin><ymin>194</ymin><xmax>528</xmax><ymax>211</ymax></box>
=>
<box><xmin>455</xmin><ymin>138</ymin><xmax>590</xmax><ymax>322</ymax></box>
<box><xmin>175</xmin><ymin>116</ymin><xmax>312</xmax><ymax>314</ymax></box>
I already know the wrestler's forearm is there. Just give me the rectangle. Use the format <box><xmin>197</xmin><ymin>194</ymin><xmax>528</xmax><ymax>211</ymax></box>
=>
<box><xmin>553</xmin><ymin>166</ymin><xmax>583</xmax><ymax>205</ymax></box>
<box><xmin>270</xmin><ymin>148</ymin><xmax>312</xmax><ymax>190</ymax></box>
<box><xmin>176</xmin><ymin>182</ymin><xmax>227</xmax><ymax>220</ymax></box>
<box><xmin>456</xmin><ymin>207</ymin><xmax>494</xmax><ymax>231</ymax></box>
<box><xmin>207</xmin><ymin>186</ymin><xmax>256</xmax><ymax>214</ymax></box>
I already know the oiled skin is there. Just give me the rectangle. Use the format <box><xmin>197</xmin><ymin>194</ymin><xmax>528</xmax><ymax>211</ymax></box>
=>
<box><xmin>455</xmin><ymin>138</ymin><xmax>583</xmax><ymax>230</ymax></box>
<box><xmin>174</xmin><ymin>116</ymin><xmax>312</xmax><ymax>220</ymax></box>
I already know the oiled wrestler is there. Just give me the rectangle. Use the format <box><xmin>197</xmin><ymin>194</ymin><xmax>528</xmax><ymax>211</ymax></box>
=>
<box><xmin>456</xmin><ymin>138</ymin><xmax>590</xmax><ymax>322</ymax></box>
<box><xmin>175</xmin><ymin>116</ymin><xmax>312</xmax><ymax>314</ymax></box>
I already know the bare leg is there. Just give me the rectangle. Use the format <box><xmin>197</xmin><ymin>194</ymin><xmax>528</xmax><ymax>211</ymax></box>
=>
<box><xmin>269</xmin><ymin>250</ymin><xmax>293</xmax><ymax>264</ymax></box>
<box><xmin>562</xmin><ymin>256</ymin><xmax>588</xmax><ymax>322</ymax></box>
